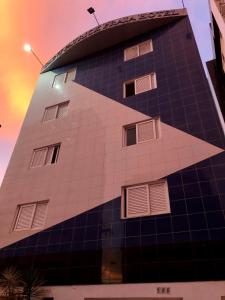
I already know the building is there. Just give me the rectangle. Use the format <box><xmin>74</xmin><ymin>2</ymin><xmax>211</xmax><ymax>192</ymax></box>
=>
<box><xmin>0</xmin><ymin>8</ymin><xmax>225</xmax><ymax>300</ymax></box>
<box><xmin>207</xmin><ymin>0</ymin><xmax>225</xmax><ymax>118</ymax></box>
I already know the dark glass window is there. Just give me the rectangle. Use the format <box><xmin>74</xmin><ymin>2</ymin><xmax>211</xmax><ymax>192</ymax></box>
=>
<box><xmin>126</xmin><ymin>126</ymin><xmax>136</xmax><ymax>146</ymax></box>
<box><xmin>125</xmin><ymin>81</ymin><xmax>135</xmax><ymax>97</ymax></box>
<box><xmin>51</xmin><ymin>145</ymin><xmax>60</xmax><ymax>164</ymax></box>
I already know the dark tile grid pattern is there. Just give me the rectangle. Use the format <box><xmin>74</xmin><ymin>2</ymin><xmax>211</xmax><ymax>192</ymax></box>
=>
<box><xmin>168</xmin><ymin>156</ymin><xmax>225</xmax><ymax>243</ymax></box>
<box><xmin>2</xmin><ymin>153</ymin><xmax>225</xmax><ymax>258</ymax></box>
<box><xmin>75</xmin><ymin>17</ymin><xmax>225</xmax><ymax>149</ymax></box>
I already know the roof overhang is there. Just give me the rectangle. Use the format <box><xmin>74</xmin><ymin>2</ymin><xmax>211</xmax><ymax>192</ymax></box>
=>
<box><xmin>41</xmin><ymin>8</ymin><xmax>187</xmax><ymax>73</ymax></box>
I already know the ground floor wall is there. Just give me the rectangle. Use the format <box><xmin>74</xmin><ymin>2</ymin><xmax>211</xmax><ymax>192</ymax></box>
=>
<box><xmin>46</xmin><ymin>281</ymin><xmax>225</xmax><ymax>300</ymax></box>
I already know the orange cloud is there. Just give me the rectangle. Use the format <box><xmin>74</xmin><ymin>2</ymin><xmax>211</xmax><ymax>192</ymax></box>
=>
<box><xmin>0</xmin><ymin>0</ymin><xmax>12</xmax><ymax>39</ymax></box>
<box><xmin>4</xmin><ymin>71</ymin><xmax>33</xmax><ymax>118</ymax></box>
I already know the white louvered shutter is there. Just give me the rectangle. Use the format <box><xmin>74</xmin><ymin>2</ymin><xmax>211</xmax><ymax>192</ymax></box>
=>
<box><xmin>57</xmin><ymin>103</ymin><xmax>68</xmax><ymax>118</ymax></box>
<box><xmin>126</xmin><ymin>185</ymin><xmax>150</xmax><ymax>217</ymax></box>
<box><xmin>66</xmin><ymin>69</ymin><xmax>76</xmax><ymax>82</ymax></box>
<box><xmin>45</xmin><ymin>146</ymin><xmax>54</xmax><ymax>165</ymax></box>
<box><xmin>124</xmin><ymin>46</ymin><xmax>138</xmax><ymax>61</ymax></box>
<box><xmin>32</xmin><ymin>202</ymin><xmax>47</xmax><ymax>228</ymax></box>
<box><xmin>43</xmin><ymin>105</ymin><xmax>57</xmax><ymax>122</ymax></box>
<box><xmin>135</xmin><ymin>75</ymin><xmax>151</xmax><ymax>94</ymax></box>
<box><xmin>137</xmin><ymin>120</ymin><xmax>156</xmax><ymax>143</ymax></box>
<box><xmin>15</xmin><ymin>204</ymin><xmax>35</xmax><ymax>230</ymax></box>
<box><xmin>31</xmin><ymin>148</ymin><xmax>47</xmax><ymax>167</ymax></box>
<box><xmin>150</xmin><ymin>73</ymin><xmax>157</xmax><ymax>89</ymax></box>
<box><xmin>139</xmin><ymin>40</ymin><xmax>152</xmax><ymax>56</ymax></box>
<box><xmin>149</xmin><ymin>181</ymin><xmax>170</xmax><ymax>215</ymax></box>
<box><xmin>53</xmin><ymin>73</ymin><xmax>65</xmax><ymax>87</ymax></box>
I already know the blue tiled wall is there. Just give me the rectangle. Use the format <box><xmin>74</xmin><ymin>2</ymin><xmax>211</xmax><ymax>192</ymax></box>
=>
<box><xmin>75</xmin><ymin>17</ymin><xmax>224</xmax><ymax>148</ymax></box>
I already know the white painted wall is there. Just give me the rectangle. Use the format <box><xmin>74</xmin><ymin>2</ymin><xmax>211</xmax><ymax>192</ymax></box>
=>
<box><xmin>46</xmin><ymin>281</ymin><xmax>225</xmax><ymax>300</ymax></box>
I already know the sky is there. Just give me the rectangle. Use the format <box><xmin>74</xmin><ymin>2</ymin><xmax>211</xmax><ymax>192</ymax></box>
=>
<box><xmin>0</xmin><ymin>0</ymin><xmax>213</xmax><ymax>186</ymax></box>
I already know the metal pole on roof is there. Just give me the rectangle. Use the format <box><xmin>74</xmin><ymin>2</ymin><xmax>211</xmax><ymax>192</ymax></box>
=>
<box><xmin>87</xmin><ymin>7</ymin><xmax>100</xmax><ymax>26</ymax></box>
<box><xmin>182</xmin><ymin>0</ymin><xmax>185</xmax><ymax>8</ymax></box>
<box><xmin>23</xmin><ymin>43</ymin><xmax>44</xmax><ymax>67</ymax></box>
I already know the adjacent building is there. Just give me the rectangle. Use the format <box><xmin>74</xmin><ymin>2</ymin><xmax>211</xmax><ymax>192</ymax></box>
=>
<box><xmin>0</xmin><ymin>8</ymin><xmax>225</xmax><ymax>300</ymax></box>
<box><xmin>207</xmin><ymin>0</ymin><xmax>225</xmax><ymax>118</ymax></box>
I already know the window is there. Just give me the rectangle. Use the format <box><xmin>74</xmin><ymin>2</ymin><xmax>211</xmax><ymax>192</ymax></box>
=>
<box><xmin>124</xmin><ymin>118</ymin><xmax>160</xmax><ymax>146</ymax></box>
<box><xmin>53</xmin><ymin>73</ymin><xmax>65</xmax><ymax>88</ymax></box>
<box><xmin>30</xmin><ymin>144</ymin><xmax>60</xmax><ymax>168</ymax></box>
<box><xmin>52</xmin><ymin>68</ymin><xmax>76</xmax><ymax>88</ymax></box>
<box><xmin>124</xmin><ymin>73</ymin><xmax>157</xmax><ymax>97</ymax></box>
<box><xmin>124</xmin><ymin>40</ymin><xmax>153</xmax><ymax>61</ymax></box>
<box><xmin>122</xmin><ymin>180</ymin><xmax>170</xmax><ymax>219</ymax></box>
<box><xmin>65</xmin><ymin>69</ymin><xmax>76</xmax><ymax>82</ymax></box>
<box><xmin>14</xmin><ymin>201</ymin><xmax>48</xmax><ymax>231</ymax></box>
<box><xmin>43</xmin><ymin>102</ymin><xmax>69</xmax><ymax>122</ymax></box>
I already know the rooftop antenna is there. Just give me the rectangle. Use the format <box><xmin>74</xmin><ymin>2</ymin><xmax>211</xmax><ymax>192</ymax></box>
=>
<box><xmin>181</xmin><ymin>0</ymin><xmax>185</xmax><ymax>8</ymax></box>
<box><xmin>87</xmin><ymin>7</ymin><xmax>100</xmax><ymax>26</ymax></box>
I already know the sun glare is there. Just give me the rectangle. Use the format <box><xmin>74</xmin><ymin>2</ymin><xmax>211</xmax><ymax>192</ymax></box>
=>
<box><xmin>23</xmin><ymin>43</ymin><xmax>32</xmax><ymax>52</ymax></box>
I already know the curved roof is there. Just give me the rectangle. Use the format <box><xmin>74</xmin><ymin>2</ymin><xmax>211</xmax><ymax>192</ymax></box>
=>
<box><xmin>42</xmin><ymin>8</ymin><xmax>187</xmax><ymax>73</ymax></box>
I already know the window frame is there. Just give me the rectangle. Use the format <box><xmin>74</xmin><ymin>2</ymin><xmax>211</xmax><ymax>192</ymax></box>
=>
<box><xmin>30</xmin><ymin>143</ymin><xmax>60</xmax><ymax>168</ymax></box>
<box><xmin>123</xmin><ymin>73</ymin><xmax>157</xmax><ymax>98</ymax></box>
<box><xmin>123</xmin><ymin>117</ymin><xmax>160</xmax><ymax>147</ymax></box>
<box><xmin>42</xmin><ymin>101</ymin><xmax>69</xmax><ymax>122</ymax></box>
<box><xmin>65</xmin><ymin>69</ymin><xmax>76</xmax><ymax>82</ymax></box>
<box><xmin>121</xmin><ymin>179</ymin><xmax>170</xmax><ymax>219</ymax></box>
<box><xmin>52</xmin><ymin>68</ymin><xmax>76</xmax><ymax>88</ymax></box>
<box><xmin>124</xmin><ymin>39</ymin><xmax>153</xmax><ymax>61</ymax></box>
<box><xmin>13</xmin><ymin>200</ymin><xmax>48</xmax><ymax>231</ymax></box>
<box><xmin>52</xmin><ymin>73</ymin><xmax>66</xmax><ymax>88</ymax></box>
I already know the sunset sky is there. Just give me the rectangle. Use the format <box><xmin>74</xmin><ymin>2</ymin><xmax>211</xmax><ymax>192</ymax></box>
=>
<box><xmin>0</xmin><ymin>0</ymin><xmax>213</xmax><ymax>185</ymax></box>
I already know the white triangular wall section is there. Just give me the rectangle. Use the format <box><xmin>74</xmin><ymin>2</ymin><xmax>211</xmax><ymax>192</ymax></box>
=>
<box><xmin>0</xmin><ymin>77</ymin><xmax>223</xmax><ymax>248</ymax></box>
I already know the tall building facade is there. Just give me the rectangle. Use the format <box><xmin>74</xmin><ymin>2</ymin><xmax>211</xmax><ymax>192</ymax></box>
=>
<box><xmin>1</xmin><ymin>8</ymin><xmax>225</xmax><ymax>300</ymax></box>
<box><xmin>207</xmin><ymin>0</ymin><xmax>225</xmax><ymax>118</ymax></box>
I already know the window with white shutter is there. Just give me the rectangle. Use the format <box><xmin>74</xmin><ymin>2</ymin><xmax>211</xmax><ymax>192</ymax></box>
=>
<box><xmin>124</xmin><ymin>73</ymin><xmax>157</xmax><ymax>97</ymax></box>
<box><xmin>56</xmin><ymin>102</ymin><xmax>68</xmax><ymax>119</ymax></box>
<box><xmin>53</xmin><ymin>69</ymin><xmax>76</xmax><ymax>87</ymax></box>
<box><xmin>124</xmin><ymin>118</ymin><xmax>160</xmax><ymax>146</ymax></box>
<box><xmin>53</xmin><ymin>73</ymin><xmax>65</xmax><ymax>88</ymax></box>
<box><xmin>31</xmin><ymin>148</ymin><xmax>47</xmax><ymax>168</ymax></box>
<box><xmin>122</xmin><ymin>180</ymin><xmax>170</xmax><ymax>219</ymax></box>
<box><xmin>135</xmin><ymin>75</ymin><xmax>152</xmax><ymax>94</ymax></box>
<box><xmin>126</xmin><ymin>185</ymin><xmax>150</xmax><ymax>218</ymax></box>
<box><xmin>124</xmin><ymin>46</ymin><xmax>139</xmax><ymax>61</ymax></box>
<box><xmin>139</xmin><ymin>40</ymin><xmax>153</xmax><ymax>56</ymax></box>
<box><xmin>124</xmin><ymin>39</ymin><xmax>153</xmax><ymax>61</ymax></box>
<box><xmin>31</xmin><ymin>202</ymin><xmax>48</xmax><ymax>229</ymax></box>
<box><xmin>43</xmin><ymin>105</ymin><xmax>58</xmax><ymax>122</ymax></box>
<box><xmin>45</xmin><ymin>146</ymin><xmax>55</xmax><ymax>165</ymax></box>
<box><xmin>14</xmin><ymin>201</ymin><xmax>48</xmax><ymax>231</ymax></box>
<box><xmin>14</xmin><ymin>204</ymin><xmax>35</xmax><ymax>230</ymax></box>
<box><xmin>30</xmin><ymin>144</ymin><xmax>60</xmax><ymax>168</ymax></box>
<box><xmin>43</xmin><ymin>102</ymin><xmax>69</xmax><ymax>122</ymax></box>
<box><xmin>65</xmin><ymin>69</ymin><xmax>76</xmax><ymax>82</ymax></box>
<box><xmin>45</xmin><ymin>144</ymin><xmax>60</xmax><ymax>165</ymax></box>
<box><xmin>149</xmin><ymin>181</ymin><xmax>170</xmax><ymax>215</ymax></box>
<box><xmin>137</xmin><ymin>120</ymin><xmax>156</xmax><ymax>143</ymax></box>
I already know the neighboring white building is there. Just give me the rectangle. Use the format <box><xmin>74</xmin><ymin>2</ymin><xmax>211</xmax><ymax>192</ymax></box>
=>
<box><xmin>210</xmin><ymin>0</ymin><xmax>225</xmax><ymax>72</ymax></box>
<box><xmin>208</xmin><ymin>0</ymin><xmax>225</xmax><ymax>122</ymax></box>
